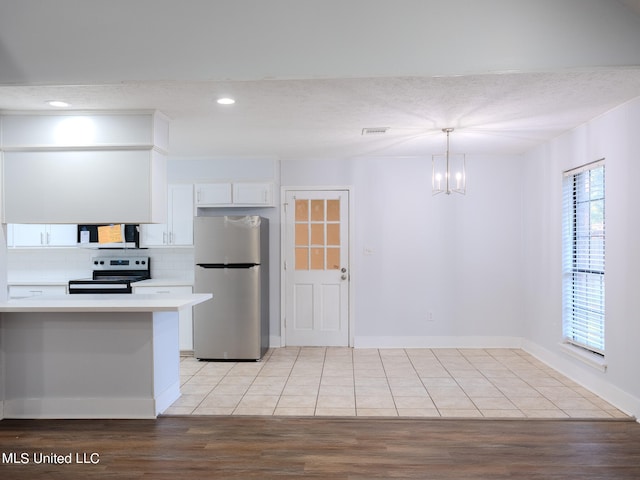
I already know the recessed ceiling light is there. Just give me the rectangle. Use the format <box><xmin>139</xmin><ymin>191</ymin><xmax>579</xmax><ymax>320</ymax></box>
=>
<box><xmin>216</xmin><ymin>97</ymin><xmax>235</xmax><ymax>105</ymax></box>
<box><xmin>47</xmin><ymin>100</ymin><xmax>70</xmax><ymax>107</ymax></box>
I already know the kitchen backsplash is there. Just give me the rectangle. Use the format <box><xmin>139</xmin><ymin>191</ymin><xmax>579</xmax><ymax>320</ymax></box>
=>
<box><xmin>7</xmin><ymin>247</ymin><xmax>195</xmax><ymax>283</ymax></box>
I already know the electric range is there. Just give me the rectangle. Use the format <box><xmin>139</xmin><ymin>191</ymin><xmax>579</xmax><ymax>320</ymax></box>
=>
<box><xmin>68</xmin><ymin>255</ymin><xmax>150</xmax><ymax>294</ymax></box>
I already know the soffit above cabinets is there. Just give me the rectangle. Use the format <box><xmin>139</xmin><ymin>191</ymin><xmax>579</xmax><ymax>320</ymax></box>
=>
<box><xmin>0</xmin><ymin>112</ymin><xmax>169</xmax><ymax>224</ymax></box>
<box><xmin>0</xmin><ymin>111</ymin><xmax>169</xmax><ymax>152</ymax></box>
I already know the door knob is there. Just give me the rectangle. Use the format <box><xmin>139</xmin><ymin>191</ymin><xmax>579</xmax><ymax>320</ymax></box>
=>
<box><xmin>341</xmin><ymin>274</ymin><xmax>347</xmax><ymax>280</ymax></box>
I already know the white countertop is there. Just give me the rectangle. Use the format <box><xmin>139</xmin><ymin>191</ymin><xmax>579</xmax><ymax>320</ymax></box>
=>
<box><xmin>133</xmin><ymin>278</ymin><xmax>194</xmax><ymax>287</ymax></box>
<box><xmin>0</xmin><ymin>293</ymin><xmax>212</xmax><ymax>313</ymax></box>
<box><xmin>8</xmin><ymin>279</ymin><xmax>194</xmax><ymax>287</ymax></box>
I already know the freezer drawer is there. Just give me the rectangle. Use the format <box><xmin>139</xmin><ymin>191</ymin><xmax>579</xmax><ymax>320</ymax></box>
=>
<box><xmin>193</xmin><ymin>265</ymin><xmax>263</xmax><ymax>360</ymax></box>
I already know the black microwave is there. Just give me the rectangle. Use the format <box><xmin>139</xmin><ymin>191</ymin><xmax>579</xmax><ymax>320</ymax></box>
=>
<box><xmin>77</xmin><ymin>224</ymin><xmax>140</xmax><ymax>248</ymax></box>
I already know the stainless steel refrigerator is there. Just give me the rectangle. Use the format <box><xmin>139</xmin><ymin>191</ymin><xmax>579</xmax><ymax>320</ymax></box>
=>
<box><xmin>193</xmin><ymin>216</ymin><xmax>269</xmax><ymax>360</ymax></box>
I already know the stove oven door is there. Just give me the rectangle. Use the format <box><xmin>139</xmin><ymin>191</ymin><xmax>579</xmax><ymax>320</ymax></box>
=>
<box><xmin>68</xmin><ymin>280</ymin><xmax>132</xmax><ymax>294</ymax></box>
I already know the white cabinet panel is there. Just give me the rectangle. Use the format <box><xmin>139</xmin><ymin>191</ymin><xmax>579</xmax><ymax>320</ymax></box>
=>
<box><xmin>195</xmin><ymin>183</ymin><xmax>232</xmax><ymax>206</ymax></box>
<box><xmin>140</xmin><ymin>223</ymin><xmax>166</xmax><ymax>247</ymax></box>
<box><xmin>169</xmin><ymin>185</ymin><xmax>194</xmax><ymax>245</ymax></box>
<box><xmin>133</xmin><ymin>285</ymin><xmax>193</xmax><ymax>351</ymax></box>
<box><xmin>195</xmin><ymin>182</ymin><xmax>273</xmax><ymax>207</ymax></box>
<box><xmin>233</xmin><ymin>182</ymin><xmax>273</xmax><ymax>205</ymax></box>
<box><xmin>8</xmin><ymin>224</ymin><xmax>77</xmax><ymax>247</ymax></box>
<box><xmin>140</xmin><ymin>184</ymin><xmax>193</xmax><ymax>247</ymax></box>
<box><xmin>9</xmin><ymin>285</ymin><xmax>67</xmax><ymax>298</ymax></box>
<box><xmin>7</xmin><ymin>224</ymin><xmax>43</xmax><ymax>247</ymax></box>
<box><xmin>3</xmin><ymin>150</ymin><xmax>167</xmax><ymax>224</ymax></box>
<box><xmin>45</xmin><ymin>225</ymin><xmax>78</xmax><ymax>246</ymax></box>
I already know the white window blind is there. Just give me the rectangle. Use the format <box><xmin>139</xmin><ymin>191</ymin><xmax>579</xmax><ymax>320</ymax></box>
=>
<box><xmin>562</xmin><ymin>160</ymin><xmax>605</xmax><ymax>355</ymax></box>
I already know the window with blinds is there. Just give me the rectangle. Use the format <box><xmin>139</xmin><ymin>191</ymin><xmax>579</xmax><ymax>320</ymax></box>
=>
<box><xmin>562</xmin><ymin>160</ymin><xmax>605</xmax><ymax>355</ymax></box>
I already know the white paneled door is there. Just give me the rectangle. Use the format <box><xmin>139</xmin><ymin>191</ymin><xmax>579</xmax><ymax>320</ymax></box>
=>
<box><xmin>283</xmin><ymin>190</ymin><xmax>350</xmax><ymax>346</ymax></box>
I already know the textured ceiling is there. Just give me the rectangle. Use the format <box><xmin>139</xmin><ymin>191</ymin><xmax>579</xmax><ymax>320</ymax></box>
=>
<box><xmin>1</xmin><ymin>0</ymin><xmax>640</xmax><ymax>160</ymax></box>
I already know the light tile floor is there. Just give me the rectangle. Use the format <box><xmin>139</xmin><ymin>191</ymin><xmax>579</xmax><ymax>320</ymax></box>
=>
<box><xmin>164</xmin><ymin>347</ymin><xmax>629</xmax><ymax>419</ymax></box>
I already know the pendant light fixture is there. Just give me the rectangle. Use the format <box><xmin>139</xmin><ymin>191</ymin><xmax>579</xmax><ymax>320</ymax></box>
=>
<box><xmin>432</xmin><ymin>127</ymin><xmax>466</xmax><ymax>195</ymax></box>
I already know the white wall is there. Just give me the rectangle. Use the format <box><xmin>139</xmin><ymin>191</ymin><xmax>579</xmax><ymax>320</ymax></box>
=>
<box><xmin>281</xmin><ymin>153</ymin><xmax>524</xmax><ymax>347</ymax></box>
<box><xmin>521</xmin><ymin>96</ymin><xmax>640</xmax><ymax>416</ymax></box>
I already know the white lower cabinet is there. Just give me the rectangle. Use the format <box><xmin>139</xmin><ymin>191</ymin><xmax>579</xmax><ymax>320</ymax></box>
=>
<box><xmin>9</xmin><ymin>284</ymin><xmax>67</xmax><ymax>299</ymax></box>
<box><xmin>133</xmin><ymin>285</ymin><xmax>193</xmax><ymax>351</ymax></box>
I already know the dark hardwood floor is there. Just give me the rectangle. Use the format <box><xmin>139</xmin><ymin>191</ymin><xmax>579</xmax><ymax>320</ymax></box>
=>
<box><xmin>1</xmin><ymin>416</ymin><xmax>640</xmax><ymax>479</ymax></box>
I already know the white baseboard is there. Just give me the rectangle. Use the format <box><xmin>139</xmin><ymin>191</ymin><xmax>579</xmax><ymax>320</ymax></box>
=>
<box><xmin>522</xmin><ymin>339</ymin><xmax>640</xmax><ymax>420</ymax></box>
<box><xmin>353</xmin><ymin>336</ymin><xmax>524</xmax><ymax>349</ymax></box>
<box><xmin>3</xmin><ymin>397</ymin><xmax>157</xmax><ymax>419</ymax></box>
<box><xmin>155</xmin><ymin>381</ymin><xmax>181</xmax><ymax>415</ymax></box>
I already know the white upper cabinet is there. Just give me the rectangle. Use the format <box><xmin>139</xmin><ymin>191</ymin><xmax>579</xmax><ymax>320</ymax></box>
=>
<box><xmin>195</xmin><ymin>183</ymin><xmax>232</xmax><ymax>206</ymax></box>
<box><xmin>7</xmin><ymin>224</ymin><xmax>77</xmax><ymax>247</ymax></box>
<box><xmin>140</xmin><ymin>184</ymin><xmax>194</xmax><ymax>247</ymax></box>
<box><xmin>233</xmin><ymin>182</ymin><xmax>273</xmax><ymax>205</ymax></box>
<box><xmin>1</xmin><ymin>112</ymin><xmax>169</xmax><ymax>224</ymax></box>
<box><xmin>195</xmin><ymin>182</ymin><xmax>273</xmax><ymax>207</ymax></box>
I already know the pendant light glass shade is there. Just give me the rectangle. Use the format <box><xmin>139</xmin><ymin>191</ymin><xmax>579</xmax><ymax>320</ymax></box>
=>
<box><xmin>432</xmin><ymin>128</ymin><xmax>466</xmax><ymax>195</ymax></box>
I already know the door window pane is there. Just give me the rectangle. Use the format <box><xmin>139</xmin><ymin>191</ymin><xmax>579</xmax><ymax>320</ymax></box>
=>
<box><xmin>327</xmin><ymin>248</ymin><xmax>340</xmax><ymax>270</ymax></box>
<box><xmin>295</xmin><ymin>248</ymin><xmax>309</xmax><ymax>270</ymax></box>
<box><xmin>311</xmin><ymin>200</ymin><xmax>324</xmax><ymax>221</ymax></box>
<box><xmin>311</xmin><ymin>224</ymin><xmax>324</xmax><ymax>245</ymax></box>
<box><xmin>295</xmin><ymin>223</ymin><xmax>308</xmax><ymax>246</ymax></box>
<box><xmin>327</xmin><ymin>199</ymin><xmax>340</xmax><ymax>221</ymax></box>
<box><xmin>310</xmin><ymin>248</ymin><xmax>324</xmax><ymax>269</ymax></box>
<box><xmin>295</xmin><ymin>199</ymin><xmax>308</xmax><ymax>221</ymax></box>
<box><xmin>327</xmin><ymin>224</ymin><xmax>340</xmax><ymax>245</ymax></box>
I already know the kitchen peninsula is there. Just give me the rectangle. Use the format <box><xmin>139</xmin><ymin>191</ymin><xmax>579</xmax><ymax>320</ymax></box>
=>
<box><xmin>0</xmin><ymin>293</ymin><xmax>211</xmax><ymax>420</ymax></box>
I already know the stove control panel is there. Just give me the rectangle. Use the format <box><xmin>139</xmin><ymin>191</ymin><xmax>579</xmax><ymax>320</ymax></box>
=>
<box><xmin>91</xmin><ymin>256</ymin><xmax>150</xmax><ymax>271</ymax></box>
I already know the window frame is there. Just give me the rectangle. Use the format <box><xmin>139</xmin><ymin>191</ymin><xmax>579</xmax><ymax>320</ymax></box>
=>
<box><xmin>561</xmin><ymin>159</ymin><xmax>606</xmax><ymax>356</ymax></box>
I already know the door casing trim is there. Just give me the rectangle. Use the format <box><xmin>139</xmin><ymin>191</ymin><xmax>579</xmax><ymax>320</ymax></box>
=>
<box><xmin>280</xmin><ymin>186</ymin><xmax>355</xmax><ymax>347</ymax></box>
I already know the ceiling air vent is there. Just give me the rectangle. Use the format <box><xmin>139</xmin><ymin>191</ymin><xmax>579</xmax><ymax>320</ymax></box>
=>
<box><xmin>361</xmin><ymin>127</ymin><xmax>389</xmax><ymax>136</ymax></box>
